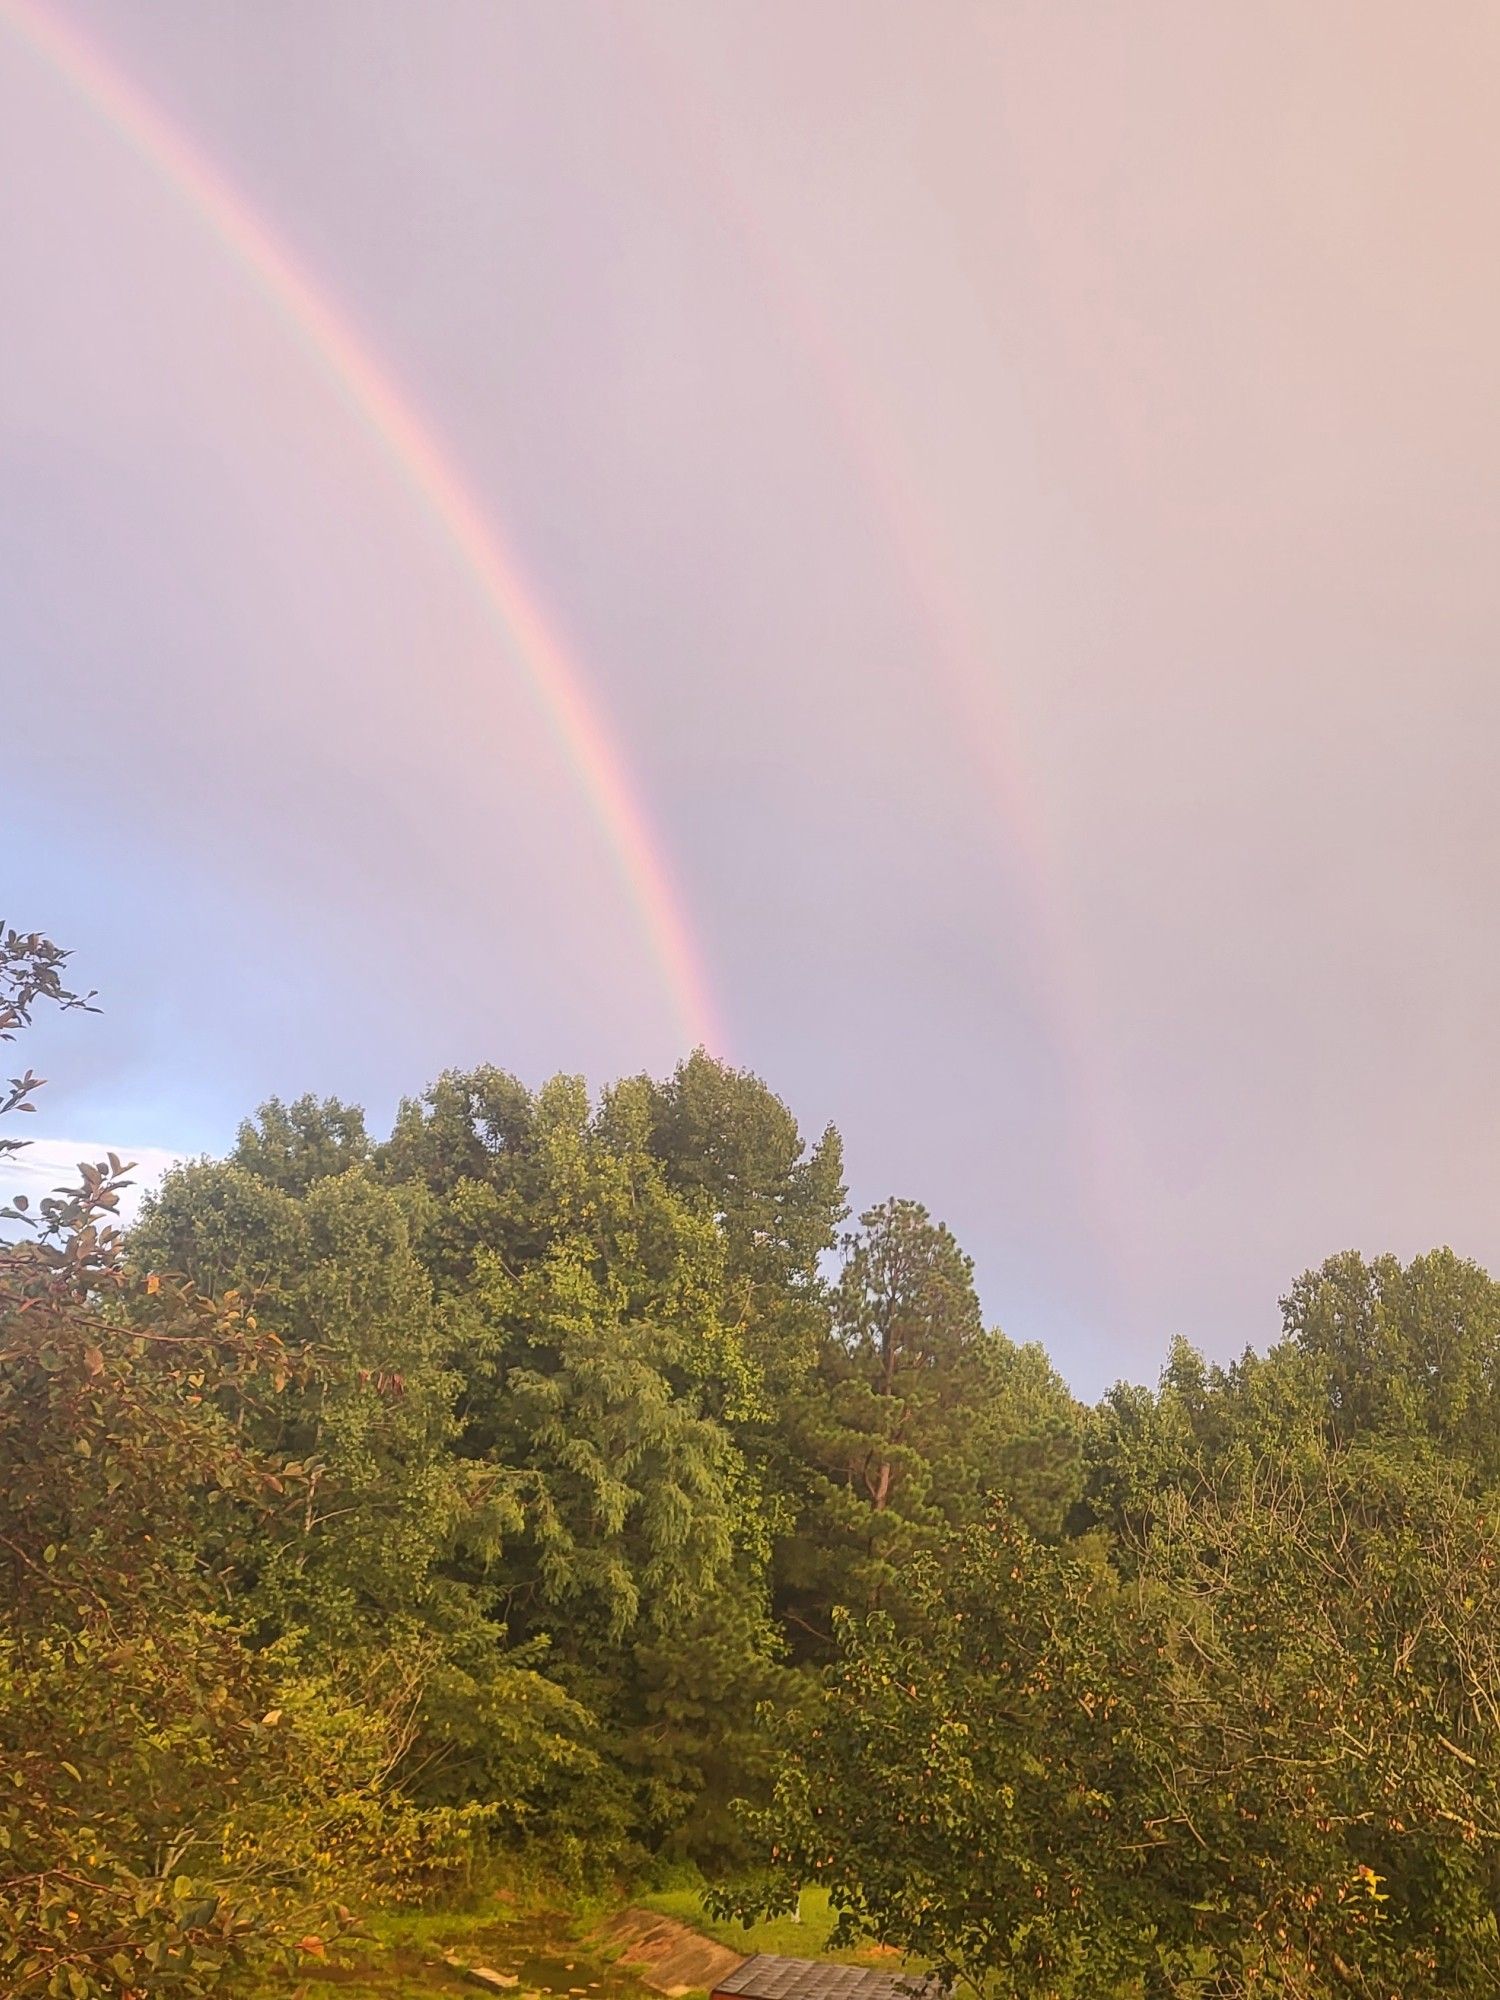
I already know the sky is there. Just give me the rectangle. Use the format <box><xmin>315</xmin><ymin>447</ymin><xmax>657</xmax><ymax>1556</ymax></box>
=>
<box><xmin>6</xmin><ymin>1</ymin><xmax>1500</xmax><ymax>1396</ymax></box>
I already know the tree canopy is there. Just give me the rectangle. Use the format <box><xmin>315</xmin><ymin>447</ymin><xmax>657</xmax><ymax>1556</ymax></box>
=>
<box><xmin>8</xmin><ymin>929</ymin><xmax>1500</xmax><ymax>1996</ymax></box>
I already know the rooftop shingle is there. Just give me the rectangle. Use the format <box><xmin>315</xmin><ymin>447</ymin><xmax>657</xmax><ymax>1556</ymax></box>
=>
<box><xmin>712</xmin><ymin>1955</ymin><xmax>937</xmax><ymax>2000</ymax></box>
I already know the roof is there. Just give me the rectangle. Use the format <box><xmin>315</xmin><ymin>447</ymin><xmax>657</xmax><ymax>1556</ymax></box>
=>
<box><xmin>712</xmin><ymin>1956</ymin><xmax>937</xmax><ymax>2000</ymax></box>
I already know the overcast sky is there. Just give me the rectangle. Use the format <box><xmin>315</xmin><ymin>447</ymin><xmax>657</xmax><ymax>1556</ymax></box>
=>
<box><xmin>7</xmin><ymin>1</ymin><xmax>1500</xmax><ymax>1393</ymax></box>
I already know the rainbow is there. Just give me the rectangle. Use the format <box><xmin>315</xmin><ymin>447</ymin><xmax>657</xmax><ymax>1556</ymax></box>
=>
<box><xmin>1</xmin><ymin>0</ymin><xmax>723</xmax><ymax>1056</ymax></box>
<box><xmin>625</xmin><ymin>20</ymin><xmax>1135</xmax><ymax>1295</ymax></box>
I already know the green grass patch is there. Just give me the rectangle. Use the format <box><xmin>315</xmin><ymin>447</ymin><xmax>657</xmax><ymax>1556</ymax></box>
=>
<box><xmin>632</xmin><ymin>1885</ymin><xmax>896</xmax><ymax>1966</ymax></box>
<box><xmin>241</xmin><ymin>1883</ymin><xmax>907</xmax><ymax>1995</ymax></box>
<box><xmin>238</xmin><ymin>1898</ymin><xmax>650</xmax><ymax>1999</ymax></box>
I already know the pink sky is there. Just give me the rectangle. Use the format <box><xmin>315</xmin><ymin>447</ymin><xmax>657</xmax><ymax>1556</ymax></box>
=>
<box><xmin>6</xmin><ymin>1</ymin><xmax>1500</xmax><ymax>1390</ymax></box>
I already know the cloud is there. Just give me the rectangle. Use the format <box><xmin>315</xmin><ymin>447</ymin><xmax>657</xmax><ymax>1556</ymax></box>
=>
<box><xmin>3</xmin><ymin>1138</ymin><xmax>182</xmax><ymax>1225</ymax></box>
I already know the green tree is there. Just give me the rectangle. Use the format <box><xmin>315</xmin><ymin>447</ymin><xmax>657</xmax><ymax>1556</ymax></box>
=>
<box><xmin>381</xmin><ymin>1065</ymin><xmax>789</xmax><ymax>1859</ymax></box>
<box><xmin>0</xmin><ymin>932</ymin><xmax>480</xmax><ymax>1998</ymax></box>
<box><xmin>776</xmin><ymin>1201</ymin><xmax>1080</xmax><ymax>1649</ymax></box>
<box><xmin>231</xmin><ymin>1093</ymin><xmax>372</xmax><ymax>1196</ymax></box>
<box><xmin>743</xmin><ymin>1441</ymin><xmax>1500</xmax><ymax>1998</ymax></box>
<box><xmin>134</xmin><ymin>1154</ymin><xmax>585</xmax><ymax>1826</ymax></box>
<box><xmin>1282</xmin><ymin>1247</ymin><xmax>1500</xmax><ymax>1477</ymax></box>
<box><xmin>641</xmin><ymin>1051</ymin><xmax>846</xmax><ymax>1397</ymax></box>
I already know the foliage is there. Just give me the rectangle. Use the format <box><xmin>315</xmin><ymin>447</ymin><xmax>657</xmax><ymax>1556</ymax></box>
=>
<box><xmin>231</xmin><ymin>1095</ymin><xmax>373</xmax><ymax>1198</ymax></box>
<box><xmin>735</xmin><ymin>1468</ymin><xmax>1500</xmax><ymax>1994</ymax></box>
<box><xmin>0</xmin><ymin>934</ymin><xmax>487</xmax><ymax>1996</ymax></box>
<box><xmin>19</xmin><ymin>922</ymin><xmax>1500</xmax><ymax>1996</ymax></box>
<box><xmin>776</xmin><ymin>1200</ymin><xmax>1082</xmax><ymax>1652</ymax></box>
<box><xmin>740</xmin><ymin>1338</ymin><xmax>1500</xmax><ymax>1996</ymax></box>
<box><xmin>375</xmin><ymin>1066</ymin><xmax>795</xmax><ymax>1864</ymax></box>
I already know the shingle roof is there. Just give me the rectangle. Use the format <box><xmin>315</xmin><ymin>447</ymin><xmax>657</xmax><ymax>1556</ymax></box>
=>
<box><xmin>712</xmin><ymin>1956</ymin><xmax>936</xmax><ymax>2000</ymax></box>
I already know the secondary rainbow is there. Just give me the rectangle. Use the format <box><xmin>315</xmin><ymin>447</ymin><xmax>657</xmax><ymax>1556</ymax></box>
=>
<box><xmin>1</xmin><ymin>0</ymin><xmax>723</xmax><ymax>1056</ymax></box>
<box><xmin>627</xmin><ymin>20</ymin><xmax>1133</xmax><ymax>1292</ymax></box>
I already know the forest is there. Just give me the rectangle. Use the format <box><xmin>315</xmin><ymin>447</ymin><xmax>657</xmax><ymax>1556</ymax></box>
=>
<box><xmin>7</xmin><ymin>924</ymin><xmax>1500</xmax><ymax>2000</ymax></box>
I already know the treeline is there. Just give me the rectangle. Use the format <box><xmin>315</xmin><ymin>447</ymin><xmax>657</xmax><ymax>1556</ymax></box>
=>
<box><xmin>6</xmin><ymin>933</ymin><xmax>1500</xmax><ymax>1996</ymax></box>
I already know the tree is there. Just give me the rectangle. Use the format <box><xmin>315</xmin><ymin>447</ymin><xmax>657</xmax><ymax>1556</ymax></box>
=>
<box><xmin>381</xmin><ymin>1065</ymin><xmax>790</xmax><ymax>1859</ymax></box>
<box><xmin>775</xmin><ymin>1201</ymin><xmax>1081</xmax><ymax>1648</ymax></box>
<box><xmin>231</xmin><ymin>1094</ymin><xmax>372</xmax><ymax>1197</ymax></box>
<box><xmin>0</xmin><ymin>932</ymin><xmax>489</xmax><ymax>1997</ymax></box>
<box><xmin>1282</xmin><ymin>1247</ymin><xmax>1500</xmax><ymax>1479</ymax></box>
<box><xmin>134</xmin><ymin>1153</ymin><xmax>585</xmax><ymax>1828</ymax></box>
<box><xmin>729</xmin><ymin>1515</ymin><xmax>1174</xmax><ymax>1997</ymax></box>
<box><xmin>741</xmin><ymin>1443</ymin><xmax>1500</xmax><ymax>1999</ymax></box>
<box><xmin>640</xmin><ymin>1050</ymin><xmax>846</xmax><ymax>1397</ymax></box>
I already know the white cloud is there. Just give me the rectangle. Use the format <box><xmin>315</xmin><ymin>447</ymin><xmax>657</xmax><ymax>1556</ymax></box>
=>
<box><xmin>3</xmin><ymin>1138</ymin><xmax>183</xmax><ymax>1225</ymax></box>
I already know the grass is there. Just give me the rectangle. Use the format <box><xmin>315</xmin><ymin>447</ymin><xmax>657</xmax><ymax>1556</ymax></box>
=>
<box><xmin>632</xmin><ymin>1884</ymin><xmax>896</xmax><ymax>1967</ymax></box>
<box><xmin>241</xmin><ymin>1877</ymin><xmax>904</xmax><ymax>1994</ymax></box>
<box><xmin>236</xmin><ymin>1908</ymin><xmax>506</xmax><ymax>1998</ymax></box>
<box><xmin>238</xmin><ymin>1898</ymin><xmax>646</xmax><ymax>2000</ymax></box>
